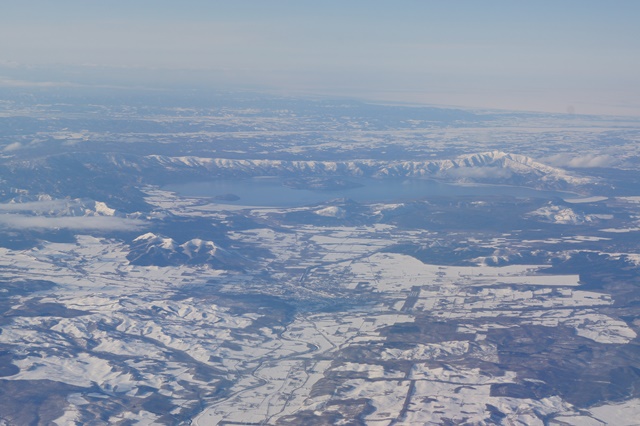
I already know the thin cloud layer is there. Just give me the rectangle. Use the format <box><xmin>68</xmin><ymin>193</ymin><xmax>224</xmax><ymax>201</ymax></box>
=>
<box><xmin>543</xmin><ymin>154</ymin><xmax>616</xmax><ymax>168</ymax></box>
<box><xmin>2</xmin><ymin>142</ymin><xmax>23</xmax><ymax>152</ymax></box>
<box><xmin>0</xmin><ymin>214</ymin><xmax>146</xmax><ymax>231</ymax></box>
<box><xmin>0</xmin><ymin>199</ymin><xmax>73</xmax><ymax>212</ymax></box>
<box><xmin>443</xmin><ymin>167</ymin><xmax>513</xmax><ymax>180</ymax></box>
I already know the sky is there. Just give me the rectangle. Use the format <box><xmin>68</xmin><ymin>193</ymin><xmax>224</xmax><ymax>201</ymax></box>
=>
<box><xmin>1</xmin><ymin>0</ymin><xmax>639</xmax><ymax>115</ymax></box>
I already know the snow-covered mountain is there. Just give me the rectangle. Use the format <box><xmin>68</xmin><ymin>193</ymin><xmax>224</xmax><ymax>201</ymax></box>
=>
<box><xmin>377</xmin><ymin>151</ymin><xmax>592</xmax><ymax>187</ymax></box>
<box><xmin>526</xmin><ymin>203</ymin><xmax>597</xmax><ymax>225</ymax></box>
<box><xmin>314</xmin><ymin>206</ymin><xmax>347</xmax><ymax>219</ymax></box>
<box><xmin>140</xmin><ymin>150</ymin><xmax>593</xmax><ymax>191</ymax></box>
<box><xmin>128</xmin><ymin>232</ymin><xmax>246</xmax><ymax>269</ymax></box>
<box><xmin>2</xmin><ymin>150</ymin><xmax>600</xmax><ymax>211</ymax></box>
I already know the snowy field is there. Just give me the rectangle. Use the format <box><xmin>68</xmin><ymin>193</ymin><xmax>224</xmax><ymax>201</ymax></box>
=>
<box><xmin>1</xmin><ymin>97</ymin><xmax>639</xmax><ymax>424</ymax></box>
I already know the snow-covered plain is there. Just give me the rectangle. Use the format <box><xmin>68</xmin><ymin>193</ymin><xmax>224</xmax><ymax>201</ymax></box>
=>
<box><xmin>21</xmin><ymin>201</ymin><xmax>640</xmax><ymax>424</ymax></box>
<box><xmin>1</xmin><ymin>96</ymin><xmax>640</xmax><ymax>424</ymax></box>
<box><xmin>0</xmin><ymin>190</ymin><xmax>639</xmax><ymax>424</ymax></box>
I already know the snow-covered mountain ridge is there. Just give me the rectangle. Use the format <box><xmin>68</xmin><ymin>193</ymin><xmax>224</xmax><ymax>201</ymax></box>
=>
<box><xmin>143</xmin><ymin>150</ymin><xmax>592</xmax><ymax>190</ymax></box>
<box><xmin>3</xmin><ymin>151</ymin><xmax>598</xmax><ymax>210</ymax></box>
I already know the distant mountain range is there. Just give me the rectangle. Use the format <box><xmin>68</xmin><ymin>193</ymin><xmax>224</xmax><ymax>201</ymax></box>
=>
<box><xmin>141</xmin><ymin>150</ymin><xmax>594</xmax><ymax>190</ymax></box>
<box><xmin>2</xmin><ymin>150</ymin><xmax>601</xmax><ymax>212</ymax></box>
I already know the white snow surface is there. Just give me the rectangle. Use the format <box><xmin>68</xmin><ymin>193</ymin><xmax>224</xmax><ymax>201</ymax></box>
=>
<box><xmin>314</xmin><ymin>206</ymin><xmax>347</xmax><ymax>218</ymax></box>
<box><xmin>527</xmin><ymin>203</ymin><xmax>598</xmax><ymax>224</ymax></box>
<box><xmin>0</xmin><ymin>199</ymin><xmax>636</xmax><ymax>424</ymax></box>
<box><xmin>144</xmin><ymin>150</ymin><xmax>592</xmax><ymax>189</ymax></box>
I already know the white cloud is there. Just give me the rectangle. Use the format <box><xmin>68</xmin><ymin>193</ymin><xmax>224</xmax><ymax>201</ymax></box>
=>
<box><xmin>543</xmin><ymin>153</ymin><xmax>616</xmax><ymax>168</ymax></box>
<box><xmin>3</xmin><ymin>142</ymin><xmax>22</xmax><ymax>152</ymax></box>
<box><xmin>443</xmin><ymin>167</ymin><xmax>513</xmax><ymax>180</ymax></box>
<box><xmin>0</xmin><ymin>214</ymin><xmax>145</xmax><ymax>231</ymax></box>
<box><xmin>0</xmin><ymin>200</ymin><xmax>67</xmax><ymax>212</ymax></box>
<box><xmin>0</xmin><ymin>77</ymin><xmax>74</xmax><ymax>88</ymax></box>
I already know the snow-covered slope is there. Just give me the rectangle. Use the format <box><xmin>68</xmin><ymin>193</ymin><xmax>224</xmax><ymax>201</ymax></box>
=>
<box><xmin>377</xmin><ymin>151</ymin><xmax>591</xmax><ymax>187</ymax></box>
<box><xmin>314</xmin><ymin>206</ymin><xmax>347</xmax><ymax>219</ymax></box>
<box><xmin>526</xmin><ymin>203</ymin><xmax>597</xmax><ymax>225</ymax></box>
<box><xmin>128</xmin><ymin>233</ymin><xmax>245</xmax><ymax>269</ymax></box>
<box><xmin>141</xmin><ymin>150</ymin><xmax>593</xmax><ymax>191</ymax></box>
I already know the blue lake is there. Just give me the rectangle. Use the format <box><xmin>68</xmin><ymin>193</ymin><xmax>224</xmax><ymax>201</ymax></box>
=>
<box><xmin>165</xmin><ymin>177</ymin><xmax>577</xmax><ymax>207</ymax></box>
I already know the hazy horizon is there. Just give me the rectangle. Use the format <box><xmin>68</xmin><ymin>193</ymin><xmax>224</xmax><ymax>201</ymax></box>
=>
<box><xmin>2</xmin><ymin>0</ymin><xmax>639</xmax><ymax>116</ymax></box>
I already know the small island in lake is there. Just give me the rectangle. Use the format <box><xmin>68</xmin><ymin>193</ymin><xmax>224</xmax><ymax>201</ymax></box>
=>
<box><xmin>214</xmin><ymin>193</ymin><xmax>241</xmax><ymax>201</ymax></box>
<box><xmin>283</xmin><ymin>177</ymin><xmax>364</xmax><ymax>191</ymax></box>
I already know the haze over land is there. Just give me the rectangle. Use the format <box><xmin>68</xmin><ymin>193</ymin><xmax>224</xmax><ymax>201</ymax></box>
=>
<box><xmin>2</xmin><ymin>0</ymin><xmax>640</xmax><ymax>115</ymax></box>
